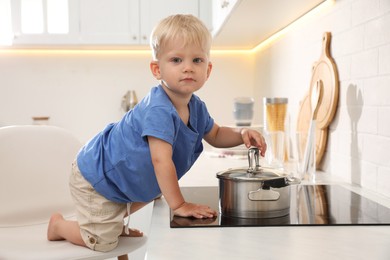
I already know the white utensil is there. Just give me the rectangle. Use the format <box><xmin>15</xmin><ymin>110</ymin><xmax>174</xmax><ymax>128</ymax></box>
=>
<box><xmin>302</xmin><ymin>80</ymin><xmax>323</xmax><ymax>180</ymax></box>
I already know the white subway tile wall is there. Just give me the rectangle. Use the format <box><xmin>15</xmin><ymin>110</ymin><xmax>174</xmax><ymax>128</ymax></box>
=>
<box><xmin>255</xmin><ymin>0</ymin><xmax>390</xmax><ymax>197</ymax></box>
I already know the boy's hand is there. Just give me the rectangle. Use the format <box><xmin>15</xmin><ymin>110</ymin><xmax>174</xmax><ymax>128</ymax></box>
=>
<box><xmin>241</xmin><ymin>129</ymin><xmax>267</xmax><ymax>157</ymax></box>
<box><xmin>173</xmin><ymin>202</ymin><xmax>217</xmax><ymax>219</ymax></box>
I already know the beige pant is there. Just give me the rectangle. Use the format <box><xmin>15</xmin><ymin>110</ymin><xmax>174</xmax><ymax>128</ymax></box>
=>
<box><xmin>69</xmin><ymin>161</ymin><xmax>129</xmax><ymax>252</ymax></box>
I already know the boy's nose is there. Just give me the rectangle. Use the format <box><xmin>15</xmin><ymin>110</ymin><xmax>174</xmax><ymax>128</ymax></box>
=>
<box><xmin>182</xmin><ymin>62</ymin><xmax>194</xmax><ymax>72</ymax></box>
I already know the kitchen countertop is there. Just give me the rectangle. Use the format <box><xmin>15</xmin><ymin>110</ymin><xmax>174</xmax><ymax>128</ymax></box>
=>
<box><xmin>145</xmin><ymin>153</ymin><xmax>390</xmax><ymax>260</ymax></box>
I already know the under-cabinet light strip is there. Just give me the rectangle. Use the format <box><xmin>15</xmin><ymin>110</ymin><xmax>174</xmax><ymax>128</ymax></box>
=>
<box><xmin>250</xmin><ymin>0</ymin><xmax>334</xmax><ymax>53</ymax></box>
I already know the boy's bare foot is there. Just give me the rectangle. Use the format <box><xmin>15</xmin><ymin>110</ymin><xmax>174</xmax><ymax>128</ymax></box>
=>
<box><xmin>121</xmin><ymin>227</ymin><xmax>143</xmax><ymax>237</ymax></box>
<box><xmin>47</xmin><ymin>213</ymin><xmax>65</xmax><ymax>241</ymax></box>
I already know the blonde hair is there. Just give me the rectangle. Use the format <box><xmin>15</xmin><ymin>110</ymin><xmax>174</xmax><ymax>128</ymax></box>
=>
<box><xmin>150</xmin><ymin>14</ymin><xmax>212</xmax><ymax>60</ymax></box>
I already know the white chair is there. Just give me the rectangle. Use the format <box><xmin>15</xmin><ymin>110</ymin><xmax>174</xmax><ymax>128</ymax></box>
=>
<box><xmin>0</xmin><ymin>125</ymin><xmax>148</xmax><ymax>260</ymax></box>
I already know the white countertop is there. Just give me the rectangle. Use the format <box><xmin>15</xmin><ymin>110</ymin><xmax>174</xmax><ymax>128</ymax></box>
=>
<box><xmin>145</xmin><ymin>153</ymin><xmax>390</xmax><ymax>260</ymax></box>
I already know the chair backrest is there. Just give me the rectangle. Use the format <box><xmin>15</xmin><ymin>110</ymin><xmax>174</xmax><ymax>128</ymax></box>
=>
<box><xmin>0</xmin><ymin>125</ymin><xmax>82</xmax><ymax>227</ymax></box>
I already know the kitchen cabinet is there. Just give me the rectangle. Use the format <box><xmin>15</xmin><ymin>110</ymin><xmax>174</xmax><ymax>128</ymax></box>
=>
<box><xmin>10</xmin><ymin>0</ymin><xmax>79</xmax><ymax>45</ymax></box>
<box><xmin>4</xmin><ymin>0</ymin><xmax>324</xmax><ymax>48</ymax></box>
<box><xmin>7</xmin><ymin>0</ymin><xmax>238</xmax><ymax>47</ymax></box>
<box><xmin>139</xmin><ymin>0</ymin><xmax>200</xmax><ymax>45</ymax></box>
<box><xmin>79</xmin><ymin>0</ymin><xmax>139</xmax><ymax>45</ymax></box>
<box><xmin>212</xmin><ymin>0</ymin><xmax>327</xmax><ymax>49</ymax></box>
<box><xmin>211</xmin><ymin>0</ymin><xmax>239</xmax><ymax>36</ymax></box>
<box><xmin>8</xmin><ymin>0</ymin><xmax>216</xmax><ymax>46</ymax></box>
<box><xmin>79</xmin><ymin>0</ymin><xmax>202</xmax><ymax>45</ymax></box>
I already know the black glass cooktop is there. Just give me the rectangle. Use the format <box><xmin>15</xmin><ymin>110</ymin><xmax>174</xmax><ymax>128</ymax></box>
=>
<box><xmin>170</xmin><ymin>185</ymin><xmax>390</xmax><ymax>228</ymax></box>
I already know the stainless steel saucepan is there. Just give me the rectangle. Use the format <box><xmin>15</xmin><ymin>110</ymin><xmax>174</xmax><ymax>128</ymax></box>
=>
<box><xmin>216</xmin><ymin>147</ymin><xmax>300</xmax><ymax>218</ymax></box>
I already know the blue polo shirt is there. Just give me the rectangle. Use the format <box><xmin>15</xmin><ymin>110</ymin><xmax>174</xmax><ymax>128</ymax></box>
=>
<box><xmin>77</xmin><ymin>85</ymin><xmax>214</xmax><ymax>203</ymax></box>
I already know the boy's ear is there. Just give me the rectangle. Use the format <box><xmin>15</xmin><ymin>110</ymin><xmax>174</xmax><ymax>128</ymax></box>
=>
<box><xmin>206</xmin><ymin>62</ymin><xmax>213</xmax><ymax>79</ymax></box>
<box><xmin>150</xmin><ymin>61</ymin><xmax>161</xmax><ymax>79</ymax></box>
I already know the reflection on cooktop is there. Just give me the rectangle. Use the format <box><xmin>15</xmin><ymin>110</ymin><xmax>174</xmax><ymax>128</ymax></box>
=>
<box><xmin>170</xmin><ymin>185</ymin><xmax>390</xmax><ymax>228</ymax></box>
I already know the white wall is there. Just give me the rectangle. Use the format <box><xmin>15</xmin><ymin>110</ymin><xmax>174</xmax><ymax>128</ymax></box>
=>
<box><xmin>0</xmin><ymin>51</ymin><xmax>254</xmax><ymax>143</ymax></box>
<box><xmin>254</xmin><ymin>0</ymin><xmax>390</xmax><ymax>197</ymax></box>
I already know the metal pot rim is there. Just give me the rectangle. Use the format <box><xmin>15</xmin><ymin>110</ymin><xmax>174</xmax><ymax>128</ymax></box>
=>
<box><xmin>216</xmin><ymin>166</ymin><xmax>288</xmax><ymax>182</ymax></box>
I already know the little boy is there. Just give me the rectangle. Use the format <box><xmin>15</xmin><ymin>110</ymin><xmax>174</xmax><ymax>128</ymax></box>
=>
<box><xmin>47</xmin><ymin>14</ymin><xmax>266</xmax><ymax>252</ymax></box>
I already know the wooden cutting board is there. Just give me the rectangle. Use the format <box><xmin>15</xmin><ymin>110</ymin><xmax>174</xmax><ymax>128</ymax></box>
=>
<box><xmin>309</xmin><ymin>32</ymin><xmax>339</xmax><ymax>130</ymax></box>
<box><xmin>297</xmin><ymin>32</ymin><xmax>339</xmax><ymax>166</ymax></box>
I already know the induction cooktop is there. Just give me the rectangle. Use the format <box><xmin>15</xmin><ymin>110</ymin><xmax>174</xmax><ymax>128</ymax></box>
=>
<box><xmin>170</xmin><ymin>185</ymin><xmax>390</xmax><ymax>228</ymax></box>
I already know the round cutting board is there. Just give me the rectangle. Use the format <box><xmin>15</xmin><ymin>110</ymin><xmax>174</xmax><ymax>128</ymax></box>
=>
<box><xmin>296</xmin><ymin>93</ymin><xmax>328</xmax><ymax>167</ymax></box>
<box><xmin>309</xmin><ymin>32</ymin><xmax>339</xmax><ymax>130</ymax></box>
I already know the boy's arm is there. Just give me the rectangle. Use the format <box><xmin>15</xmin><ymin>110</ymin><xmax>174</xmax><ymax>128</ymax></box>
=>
<box><xmin>147</xmin><ymin>136</ymin><xmax>216</xmax><ymax>218</ymax></box>
<box><xmin>204</xmin><ymin>123</ymin><xmax>267</xmax><ymax>156</ymax></box>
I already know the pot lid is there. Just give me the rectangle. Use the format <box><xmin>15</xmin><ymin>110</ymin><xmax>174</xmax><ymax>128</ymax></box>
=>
<box><xmin>216</xmin><ymin>147</ymin><xmax>288</xmax><ymax>181</ymax></box>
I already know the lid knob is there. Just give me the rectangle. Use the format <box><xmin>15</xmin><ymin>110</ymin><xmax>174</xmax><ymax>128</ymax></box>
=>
<box><xmin>247</xmin><ymin>147</ymin><xmax>260</xmax><ymax>173</ymax></box>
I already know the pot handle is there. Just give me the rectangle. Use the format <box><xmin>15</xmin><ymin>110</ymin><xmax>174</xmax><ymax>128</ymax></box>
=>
<box><xmin>248</xmin><ymin>189</ymin><xmax>280</xmax><ymax>201</ymax></box>
<box><xmin>286</xmin><ymin>177</ymin><xmax>301</xmax><ymax>185</ymax></box>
